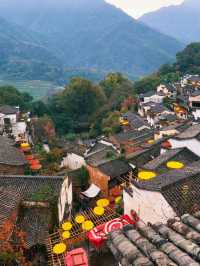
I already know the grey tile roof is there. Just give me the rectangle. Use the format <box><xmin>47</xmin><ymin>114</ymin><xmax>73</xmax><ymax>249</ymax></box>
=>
<box><xmin>62</xmin><ymin>141</ymin><xmax>87</xmax><ymax>156</ymax></box>
<box><xmin>0</xmin><ymin>175</ymin><xmax>65</xmax><ymax>200</ymax></box>
<box><xmin>0</xmin><ymin>136</ymin><xmax>26</xmax><ymax>166</ymax></box>
<box><xmin>107</xmin><ymin>213</ymin><xmax>200</xmax><ymax>266</ymax></box>
<box><xmin>188</xmin><ymin>75</ymin><xmax>200</xmax><ymax>83</ymax></box>
<box><xmin>142</xmin><ymin>101</ymin><xmax>157</xmax><ymax>107</ymax></box>
<box><xmin>177</xmin><ymin>94</ymin><xmax>189</xmax><ymax>102</ymax></box>
<box><xmin>16</xmin><ymin>206</ymin><xmax>51</xmax><ymax>248</ymax></box>
<box><xmin>175</xmin><ymin>124</ymin><xmax>200</xmax><ymax>139</ymax></box>
<box><xmin>86</xmin><ymin>146</ymin><xmax>118</xmax><ymax>167</ymax></box>
<box><xmin>0</xmin><ymin>175</ymin><xmax>66</xmax><ymax>249</ymax></box>
<box><xmin>139</xmin><ymin>91</ymin><xmax>156</xmax><ymax>98</ymax></box>
<box><xmin>127</xmin><ymin>148</ymin><xmax>149</xmax><ymax>159</ymax></box>
<box><xmin>113</xmin><ymin>129</ymin><xmax>154</xmax><ymax>143</ymax></box>
<box><xmin>98</xmin><ymin>159</ymin><xmax>132</xmax><ymax>179</ymax></box>
<box><xmin>143</xmin><ymin>148</ymin><xmax>183</xmax><ymax>170</ymax></box>
<box><xmin>122</xmin><ymin>112</ymin><xmax>149</xmax><ymax>129</ymax></box>
<box><xmin>157</xmin><ymin>91</ymin><xmax>166</xmax><ymax>96</ymax></box>
<box><xmin>0</xmin><ymin>145</ymin><xmax>27</xmax><ymax>166</ymax></box>
<box><xmin>127</xmin><ymin>142</ymin><xmax>162</xmax><ymax>168</ymax></box>
<box><xmin>149</xmin><ymin>104</ymin><xmax>169</xmax><ymax>114</ymax></box>
<box><xmin>0</xmin><ymin>105</ymin><xmax>18</xmax><ymax>115</ymax></box>
<box><xmin>165</xmin><ymin>83</ymin><xmax>176</xmax><ymax>92</ymax></box>
<box><xmin>159</xmin><ymin>113</ymin><xmax>177</xmax><ymax>122</ymax></box>
<box><xmin>0</xmin><ymin>186</ymin><xmax>21</xmax><ymax>226</ymax></box>
<box><xmin>87</xmin><ymin>142</ymin><xmax>106</xmax><ymax>154</ymax></box>
<box><xmin>160</xmin><ymin>120</ymin><xmax>192</xmax><ymax>132</ymax></box>
<box><xmin>142</xmin><ymin>102</ymin><xmax>169</xmax><ymax>114</ymax></box>
<box><xmin>143</xmin><ymin>148</ymin><xmax>199</xmax><ymax>171</ymax></box>
<box><xmin>190</xmin><ymin>90</ymin><xmax>200</xmax><ymax>97</ymax></box>
<box><xmin>132</xmin><ymin>160</ymin><xmax>200</xmax><ymax>191</ymax></box>
<box><xmin>0</xmin><ymin>136</ymin><xmax>15</xmax><ymax>147</ymax></box>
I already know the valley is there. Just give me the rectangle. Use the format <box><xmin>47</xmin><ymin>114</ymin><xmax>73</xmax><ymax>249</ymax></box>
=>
<box><xmin>0</xmin><ymin>79</ymin><xmax>63</xmax><ymax>99</ymax></box>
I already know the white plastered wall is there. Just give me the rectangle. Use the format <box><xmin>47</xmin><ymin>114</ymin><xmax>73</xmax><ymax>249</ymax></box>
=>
<box><xmin>123</xmin><ymin>183</ymin><xmax>176</xmax><ymax>224</ymax></box>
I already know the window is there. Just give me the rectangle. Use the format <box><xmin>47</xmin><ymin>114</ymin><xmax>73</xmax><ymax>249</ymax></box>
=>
<box><xmin>192</xmin><ymin>102</ymin><xmax>200</xmax><ymax>108</ymax></box>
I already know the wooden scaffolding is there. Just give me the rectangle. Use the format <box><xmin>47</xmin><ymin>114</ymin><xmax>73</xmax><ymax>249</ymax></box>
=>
<box><xmin>47</xmin><ymin>207</ymin><xmax>119</xmax><ymax>266</ymax></box>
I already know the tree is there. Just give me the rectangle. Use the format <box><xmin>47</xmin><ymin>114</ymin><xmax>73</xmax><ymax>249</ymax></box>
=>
<box><xmin>176</xmin><ymin>43</ymin><xmax>200</xmax><ymax>74</ymax></box>
<box><xmin>121</xmin><ymin>96</ymin><xmax>137</xmax><ymax>112</ymax></box>
<box><xmin>0</xmin><ymin>86</ymin><xmax>33</xmax><ymax>110</ymax></box>
<box><xmin>100</xmin><ymin>72</ymin><xmax>126</xmax><ymax>97</ymax></box>
<box><xmin>102</xmin><ymin>111</ymin><xmax>121</xmax><ymax>135</ymax></box>
<box><xmin>159</xmin><ymin>64</ymin><xmax>175</xmax><ymax>76</ymax></box>
<box><xmin>133</xmin><ymin>74</ymin><xmax>160</xmax><ymax>94</ymax></box>
<box><xmin>0</xmin><ymin>213</ymin><xmax>31</xmax><ymax>266</ymax></box>
<box><xmin>48</xmin><ymin>77</ymin><xmax>106</xmax><ymax>134</ymax></box>
<box><xmin>31</xmin><ymin>116</ymin><xmax>56</xmax><ymax>143</ymax></box>
<box><xmin>159</xmin><ymin>72</ymin><xmax>180</xmax><ymax>83</ymax></box>
<box><xmin>30</xmin><ymin>101</ymin><xmax>49</xmax><ymax>117</ymax></box>
<box><xmin>42</xmin><ymin>148</ymin><xmax>63</xmax><ymax>164</ymax></box>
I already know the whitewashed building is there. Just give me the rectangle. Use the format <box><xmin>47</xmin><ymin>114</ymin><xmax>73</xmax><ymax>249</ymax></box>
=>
<box><xmin>138</xmin><ymin>102</ymin><xmax>173</xmax><ymax>127</ymax></box>
<box><xmin>123</xmin><ymin>161</ymin><xmax>200</xmax><ymax>224</ymax></box>
<box><xmin>58</xmin><ymin>176</ymin><xmax>73</xmax><ymax>222</ymax></box>
<box><xmin>157</xmin><ymin>83</ymin><xmax>177</xmax><ymax>98</ymax></box>
<box><xmin>139</xmin><ymin>91</ymin><xmax>165</xmax><ymax>104</ymax></box>
<box><xmin>169</xmin><ymin>124</ymin><xmax>200</xmax><ymax>157</ymax></box>
<box><xmin>188</xmin><ymin>91</ymin><xmax>200</xmax><ymax>120</ymax></box>
<box><xmin>0</xmin><ymin>105</ymin><xmax>19</xmax><ymax>126</ymax></box>
<box><xmin>61</xmin><ymin>152</ymin><xmax>86</xmax><ymax>170</ymax></box>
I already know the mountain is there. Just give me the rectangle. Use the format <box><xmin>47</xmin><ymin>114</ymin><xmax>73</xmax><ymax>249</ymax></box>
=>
<box><xmin>0</xmin><ymin>16</ymin><xmax>65</xmax><ymax>83</ymax></box>
<box><xmin>140</xmin><ymin>0</ymin><xmax>200</xmax><ymax>44</ymax></box>
<box><xmin>0</xmin><ymin>0</ymin><xmax>184</xmax><ymax>77</ymax></box>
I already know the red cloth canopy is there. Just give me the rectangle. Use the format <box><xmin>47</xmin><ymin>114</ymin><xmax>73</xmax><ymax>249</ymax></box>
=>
<box><xmin>86</xmin><ymin>215</ymin><xmax>135</xmax><ymax>248</ymax></box>
<box><xmin>65</xmin><ymin>248</ymin><xmax>88</xmax><ymax>266</ymax></box>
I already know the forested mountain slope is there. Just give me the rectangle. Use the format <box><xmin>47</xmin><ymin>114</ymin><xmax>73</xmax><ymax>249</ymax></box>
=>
<box><xmin>0</xmin><ymin>0</ymin><xmax>184</xmax><ymax>77</ymax></box>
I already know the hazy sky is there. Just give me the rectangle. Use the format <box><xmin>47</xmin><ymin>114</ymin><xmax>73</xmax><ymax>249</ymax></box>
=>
<box><xmin>106</xmin><ymin>0</ymin><xmax>184</xmax><ymax>18</ymax></box>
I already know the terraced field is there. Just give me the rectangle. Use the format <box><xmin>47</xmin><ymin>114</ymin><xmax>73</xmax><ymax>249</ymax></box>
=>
<box><xmin>0</xmin><ymin>79</ymin><xmax>64</xmax><ymax>99</ymax></box>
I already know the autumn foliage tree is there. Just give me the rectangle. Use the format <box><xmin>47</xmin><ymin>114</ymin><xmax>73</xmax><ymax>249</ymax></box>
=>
<box><xmin>121</xmin><ymin>96</ymin><xmax>137</xmax><ymax>112</ymax></box>
<box><xmin>0</xmin><ymin>212</ymin><xmax>31</xmax><ymax>265</ymax></box>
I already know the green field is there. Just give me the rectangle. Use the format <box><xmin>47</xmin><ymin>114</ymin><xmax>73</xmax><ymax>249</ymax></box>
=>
<box><xmin>0</xmin><ymin>79</ymin><xmax>64</xmax><ymax>99</ymax></box>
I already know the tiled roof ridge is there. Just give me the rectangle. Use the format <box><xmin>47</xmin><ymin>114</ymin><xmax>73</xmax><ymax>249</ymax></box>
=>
<box><xmin>85</xmin><ymin>145</ymin><xmax>108</xmax><ymax>158</ymax></box>
<box><xmin>131</xmin><ymin>160</ymin><xmax>200</xmax><ymax>191</ymax></box>
<box><xmin>0</xmin><ymin>175</ymin><xmax>65</xmax><ymax>179</ymax></box>
<box><xmin>0</xmin><ymin>105</ymin><xmax>18</xmax><ymax>114</ymax></box>
<box><xmin>175</xmin><ymin>124</ymin><xmax>200</xmax><ymax>139</ymax></box>
<box><xmin>143</xmin><ymin>147</ymin><xmax>184</xmax><ymax>170</ymax></box>
<box><xmin>108</xmin><ymin>212</ymin><xmax>200</xmax><ymax>265</ymax></box>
